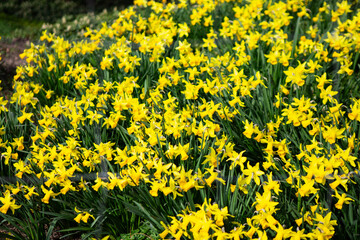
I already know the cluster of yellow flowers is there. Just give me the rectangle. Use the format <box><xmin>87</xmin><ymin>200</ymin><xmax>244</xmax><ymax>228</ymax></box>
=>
<box><xmin>1</xmin><ymin>0</ymin><xmax>360</xmax><ymax>239</ymax></box>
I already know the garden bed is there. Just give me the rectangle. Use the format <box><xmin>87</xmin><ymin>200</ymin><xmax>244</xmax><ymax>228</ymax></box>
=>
<box><xmin>1</xmin><ymin>0</ymin><xmax>360</xmax><ymax>239</ymax></box>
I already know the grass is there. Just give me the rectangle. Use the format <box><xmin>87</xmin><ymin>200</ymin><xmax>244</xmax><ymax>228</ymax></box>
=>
<box><xmin>0</xmin><ymin>13</ymin><xmax>43</xmax><ymax>40</ymax></box>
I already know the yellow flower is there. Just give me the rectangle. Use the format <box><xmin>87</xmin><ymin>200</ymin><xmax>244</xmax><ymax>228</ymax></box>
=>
<box><xmin>348</xmin><ymin>99</ymin><xmax>360</xmax><ymax>121</ymax></box>
<box><xmin>184</xmin><ymin>67</ymin><xmax>200</xmax><ymax>80</ymax></box>
<box><xmin>253</xmin><ymin>189</ymin><xmax>278</xmax><ymax>212</ymax></box>
<box><xmin>243</xmin><ymin>162</ymin><xmax>264</xmax><ymax>185</ymax></box>
<box><xmin>272</xmin><ymin>223</ymin><xmax>293</xmax><ymax>240</ymax></box>
<box><xmin>322</xmin><ymin>125</ymin><xmax>345</xmax><ymax>144</ymax></box>
<box><xmin>92</xmin><ymin>175</ymin><xmax>107</xmax><ymax>191</ymax></box>
<box><xmin>74</xmin><ymin>207</ymin><xmax>95</xmax><ymax>223</ymax></box>
<box><xmin>319</xmin><ymin>85</ymin><xmax>337</xmax><ymax>105</ymax></box>
<box><xmin>14</xmin><ymin>160</ymin><xmax>31</xmax><ymax>178</ymax></box>
<box><xmin>182</xmin><ymin>81</ymin><xmax>200</xmax><ymax>100</ymax></box>
<box><xmin>2</xmin><ymin>146</ymin><xmax>12</xmax><ymax>165</ymax></box>
<box><xmin>313</xmin><ymin>212</ymin><xmax>337</xmax><ymax>238</ymax></box>
<box><xmin>284</xmin><ymin>62</ymin><xmax>307</xmax><ymax>86</ymax></box>
<box><xmin>0</xmin><ymin>190</ymin><xmax>21</xmax><ymax>214</ymax></box>
<box><xmin>17</xmin><ymin>109</ymin><xmax>34</xmax><ymax>124</ymax></box>
<box><xmin>263</xmin><ymin>172</ymin><xmax>282</xmax><ymax>195</ymax></box>
<box><xmin>149</xmin><ymin>179</ymin><xmax>166</xmax><ymax>197</ymax></box>
<box><xmin>44</xmin><ymin>89</ymin><xmax>54</xmax><ymax>99</ymax></box>
<box><xmin>306</xmin><ymin>26</ymin><xmax>318</xmax><ymax>39</ymax></box>
<box><xmin>24</xmin><ymin>186</ymin><xmax>39</xmax><ymax>200</ymax></box>
<box><xmin>228</xmin><ymin>150</ymin><xmax>247</xmax><ymax>170</ymax></box>
<box><xmin>41</xmin><ymin>185</ymin><xmax>60</xmax><ymax>204</ymax></box>
<box><xmin>10</xmin><ymin>136</ymin><xmax>24</xmax><ymax>151</ymax></box>
<box><xmin>333</xmin><ymin>190</ymin><xmax>354</xmax><ymax>209</ymax></box>
<box><xmin>86</xmin><ymin>110</ymin><xmax>103</xmax><ymax>125</ymax></box>
<box><xmin>336</xmin><ymin>0</ymin><xmax>352</xmax><ymax>15</ymax></box>
<box><xmin>0</xmin><ymin>96</ymin><xmax>8</xmax><ymax>113</ymax></box>
<box><xmin>202</xmin><ymin>37</ymin><xmax>217</xmax><ymax>51</ymax></box>
<box><xmin>60</xmin><ymin>180</ymin><xmax>76</xmax><ymax>195</ymax></box>
<box><xmin>204</xmin><ymin>166</ymin><xmax>225</xmax><ymax>186</ymax></box>
<box><xmin>162</xmin><ymin>177</ymin><xmax>183</xmax><ymax>199</ymax></box>
<box><xmin>281</xmin><ymin>106</ymin><xmax>301</xmax><ymax>127</ymax></box>
<box><xmin>177</xmin><ymin>22</ymin><xmax>190</xmax><ymax>38</ymax></box>
<box><xmin>242</xmin><ymin>119</ymin><xmax>256</xmax><ymax>138</ymax></box>
<box><xmin>297</xmin><ymin>179</ymin><xmax>318</xmax><ymax>197</ymax></box>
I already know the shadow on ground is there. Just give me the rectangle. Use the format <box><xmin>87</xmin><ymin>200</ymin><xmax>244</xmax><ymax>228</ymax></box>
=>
<box><xmin>0</xmin><ymin>38</ymin><xmax>29</xmax><ymax>97</ymax></box>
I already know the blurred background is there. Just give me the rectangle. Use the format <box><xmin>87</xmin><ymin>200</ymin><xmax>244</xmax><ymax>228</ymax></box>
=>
<box><xmin>0</xmin><ymin>0</ymin><xmax>133</xmax><ymax>22</ymax></box>
<box><xmin>0</xmin><ymin>0</ymin><xmax>133</xmax><ymax>95</ymax></box>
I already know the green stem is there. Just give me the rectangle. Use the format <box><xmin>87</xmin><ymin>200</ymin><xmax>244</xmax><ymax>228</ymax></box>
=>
<box><xmin>291</xmin><ymin>17</ymin><xmax>301</xmax><ymax>61</ymax></box>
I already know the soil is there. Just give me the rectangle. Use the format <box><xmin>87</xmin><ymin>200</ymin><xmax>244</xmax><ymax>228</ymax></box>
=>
<box><xmin>0</xmin><ymin>38</ymin><xmax>29</xmax><ymax>98</ymax></box>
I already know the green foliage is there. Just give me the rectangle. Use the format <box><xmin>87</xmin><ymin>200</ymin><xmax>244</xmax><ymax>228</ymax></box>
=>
<box><xmin>1</xmin><ymin>0</ymin><xmax>360</xmax><ymax>239</ymax></box>
<box><xmin>0</xmin><ymin>13</ymin><xmax>42</xmax><ymax>40</ymax></box>
<box><xmin>41</xmin><ymin>8</ymin><xmax>122</xmax><ymax>40</ymax></box>
<box><xmin>0</xmin><ymin>0</ymin><xmax>132</xmax><ymax>23</ymax></box>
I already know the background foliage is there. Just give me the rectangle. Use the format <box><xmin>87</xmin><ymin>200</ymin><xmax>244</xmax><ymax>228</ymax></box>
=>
<box><xmin>0</xmin><ymin>0</ymin><xmax>132</xmax><ymax>22</ymax></box>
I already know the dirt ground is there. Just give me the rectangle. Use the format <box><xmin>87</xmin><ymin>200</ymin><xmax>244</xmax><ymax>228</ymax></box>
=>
<box><xmin>0</xmin><ymin>38</ymin><xmax>29</xmax><ymax>97</ymax></box>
